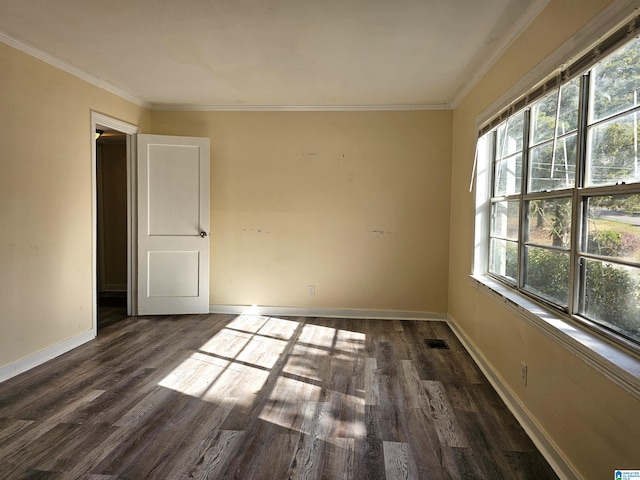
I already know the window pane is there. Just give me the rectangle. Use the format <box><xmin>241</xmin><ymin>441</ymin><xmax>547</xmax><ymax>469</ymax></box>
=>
<box><xmin>531</xmin><ymin>92</ymin><xmax>557</xmax><ymax>145</ymax></box>
<box><xmin>497</xmin><ymin>111</ymin><xmax>525</xmax><ymax>157</ymax></box>
<box><xmin>530</xmin><ymin>78</ymin><xmax>580</xmax><ymax>146</ymax></box>
<box><xmin>584</xmin><ymin>194</ymin><xmax>640</xmax><ymax>263</ymax></box>
<box><xmin>489</xmin><ymin>239</ymin><xmax>518</xmax><ymax>281</ymax></box>
<box><xmin>494</xmin><ymin>153</ymin><xmax>522</xmax><ymax>196</ymax></box>
<box><xmin>587</xmin><ymin>112</ymin><xmax>640</xmax><ymax>186</ymax></box>
<box><xmin>524</xmin><ymin>247</ymin><xmax>570</xmax><ymax>306</ymax></box>
<box><xmin>581</xmin><ymin>258</ymin><xmax>640</xmax><ymax>343</ymax></box>
<box><xmin>529</xmin><ymin>134</ymin><xmax>577</xmax><ymax>191</ymax></box>
<box><xmin>491</xmin><ymin>200</ymin><xmax>519</xmax><ymax>240</ymax></box>
<box><xmin>527</xmin><ymin>198</ymin><xmax>572</xmax><ymax>248</ymax></box>
<box><xmin>558</xmin><ymin>77</ymin><xmax>580</xmax><ymax>135</ymax></box>
<box><xmin>591</xmin><ymin>36</ymin><xmax>640</xmax><ymax>122</ymax></box>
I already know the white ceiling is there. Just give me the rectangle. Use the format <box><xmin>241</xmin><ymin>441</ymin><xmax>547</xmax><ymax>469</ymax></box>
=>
<box><xmin>0</xmin><ymin>0</ymin><xmax>547</xmax><ymax>109</ymax></box>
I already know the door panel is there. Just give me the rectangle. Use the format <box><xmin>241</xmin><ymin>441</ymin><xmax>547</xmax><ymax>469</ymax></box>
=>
<box><xmin>147</xmin><ymin>144</ymin><xmax>201</xmax><ymax>235</ymax></box>
<box><xmin>138</xmin><ymin>134</ymin><xmax>210</xmax><ymax>315</ymax></box>
<box><xmin>147</xmin><ymin>251</ymin><xmax>200</xmax><ymax>297</ymax></box>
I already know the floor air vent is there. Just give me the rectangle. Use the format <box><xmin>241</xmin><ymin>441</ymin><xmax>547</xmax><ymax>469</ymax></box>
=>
<box><xmin>425</xmin><ymin>338</ymin><xmax>449</xmax><ymax>349</ymax></box>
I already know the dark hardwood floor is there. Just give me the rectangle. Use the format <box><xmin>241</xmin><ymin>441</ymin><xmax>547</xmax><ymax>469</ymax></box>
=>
<box><xmin>0</xmin><ymin>312</ymin><xmax>559</xmax><ymax>479</ymax></box>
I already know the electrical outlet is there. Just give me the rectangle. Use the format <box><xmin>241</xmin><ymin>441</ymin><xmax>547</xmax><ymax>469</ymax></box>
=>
<box><xmin>521</xmin><ymin>361</ymin><xmax>528</xmax><ymax>386</ymax></box>
<box><xmin>308</xmin><ymin>285</ymin><xmax>315</xmax><ymax>296</ymax></box>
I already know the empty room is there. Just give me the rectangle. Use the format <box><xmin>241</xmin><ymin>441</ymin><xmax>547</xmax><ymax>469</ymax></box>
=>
<box><xmin>1</xmin><ymin>0</ymin><xmax>639</xmax><ymax>479</ymax></box>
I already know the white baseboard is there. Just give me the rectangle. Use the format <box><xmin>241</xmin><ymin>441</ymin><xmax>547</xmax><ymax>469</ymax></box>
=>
<box><xmin>209</xmin><ymin>304</ymin><xmax>446</xmax><ymax>321</ymax></box>
<box><xmin>0</xmin><ymin>330</ymin><xmax>96</xmax><ymax>383</ymax></box>
<box><xmin>446</xmin><ymin>315</ymin><xmax>579</xmax><ymax>480</ymax></box>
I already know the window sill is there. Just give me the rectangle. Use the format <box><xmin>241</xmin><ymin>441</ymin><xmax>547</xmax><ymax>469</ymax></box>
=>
<box><xmin>469</xmin><ymin>274</ymin><xmax>640</xmax><ymax>400</ymax></box>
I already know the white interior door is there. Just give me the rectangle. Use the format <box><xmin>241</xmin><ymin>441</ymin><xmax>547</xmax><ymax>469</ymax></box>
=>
<box><xmin>137</xmin><ymin>134</ymin><xmax>210</xmax><ymax>315</ymax></box>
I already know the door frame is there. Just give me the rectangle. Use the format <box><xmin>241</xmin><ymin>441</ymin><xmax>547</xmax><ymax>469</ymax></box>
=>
<box><xmin>91</xmin><ymin>111</ymin><xmax>140</xmax><ymax>332</ymax></box>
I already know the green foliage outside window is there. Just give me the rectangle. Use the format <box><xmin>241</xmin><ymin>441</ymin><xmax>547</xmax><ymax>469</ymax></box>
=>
<box><xmin>583</xmin><ymin>259</ymin><xmax>640</xmax><ymax>341</ymax></box>
<box><xmin>525</xmin><ymin>248</ymin><xmax>570</xmax><ymax>305</ymax></box>
<box><xmin>592</xmin><ymin>40</ymin><xmax>640</xmax><ymax>121</ymax></box>
<box><xmin>524</xmin><ymin>246</ymin><xmax>640</xmax><ymax>342</ymax></box>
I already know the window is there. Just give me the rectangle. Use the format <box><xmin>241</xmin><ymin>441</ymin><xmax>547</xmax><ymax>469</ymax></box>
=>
<box><xmin>482</xmin><ymin>34</ymin><xmax>640</xmax><ymax>348</ymax></box>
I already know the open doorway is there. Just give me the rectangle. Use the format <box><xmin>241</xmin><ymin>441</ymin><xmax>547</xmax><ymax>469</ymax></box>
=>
<box><xmin>91</xmin><ymin>112</ymin><xmax>139</xmax><ymax>334</ymax></box>
<box><xmin>96</xmin><ymin>130</ymin><xmax>128</xmax><ymax>328</ymax></box>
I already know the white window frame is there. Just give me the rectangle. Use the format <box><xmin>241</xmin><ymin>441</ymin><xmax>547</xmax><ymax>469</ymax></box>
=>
<box><xmin>471</xmin><ymin>4</ymin><xmax>640</xmax><ymax>399</ymax></box>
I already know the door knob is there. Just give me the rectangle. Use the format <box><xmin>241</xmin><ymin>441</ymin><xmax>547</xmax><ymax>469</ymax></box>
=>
<box><xmin>200</xmin><ymin>231</ymin><xmax>208</xmax><ymax>238</ymax></box>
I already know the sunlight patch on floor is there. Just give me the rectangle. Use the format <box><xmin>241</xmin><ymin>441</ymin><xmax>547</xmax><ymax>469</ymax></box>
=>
<box><xmin>258</xmin><ymin>375</ymin><xmax>322</xmax><ymax>431</ymax></box>
<box><xmin>158</xmin><ymin>311</ymin><xmax>299</xmax><ymax>403</ymax></box>
<box><xmin>157</xmin><ymin>310</ymin><xmax>367</xmax><ymax>437</ymax></box>
<box><xmin>158</xmin><ymin>352</ymin><xmax>230</xmax><ymax>398</ymax></box>
<box><xmin>203</xmin><ymin>361</ymin><xmax>271</xmax><ymax>403</ymax></box>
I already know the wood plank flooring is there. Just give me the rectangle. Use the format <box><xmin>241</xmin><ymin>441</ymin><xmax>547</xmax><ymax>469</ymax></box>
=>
<box><xmin>0</xmin><ymin>310</ymin><xmax>559</xmax><ymax>479</ymax></box>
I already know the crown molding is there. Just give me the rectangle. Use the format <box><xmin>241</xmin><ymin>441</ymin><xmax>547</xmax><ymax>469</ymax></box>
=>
<box><xmin>451</xmin><ymin>0</ymin><xmax>550</xmax><ymax>109</ymax></box>
<box><xmin>150</xmin><ymin>103</ymin><xmax>452</xmax><ymax>112</ymax></box>
<box><xmin>0</xmin><ymin>31</ymin><xmax>452</xmax><ymax>113</ymax></box>
<box><xmin>0</xmin><ymin>31</ymin><xmax>151</xmax><ymax>109</ymax></box>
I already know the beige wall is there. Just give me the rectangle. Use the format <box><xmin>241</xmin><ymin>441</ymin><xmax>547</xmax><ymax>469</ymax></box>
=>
<box><xmin>151</xmin><ymin>110</ymin><xmax>452</xmax><ymax>312</ymax></box>
<box><xmin>449</xmin><ymin>0</ymin><xmax>640</xmax><ymax>477</ymax></box>
<box><xmin>0</xmin><ymin>41</ymin><xmax>150</xmax><ymax>370</ymax></box>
